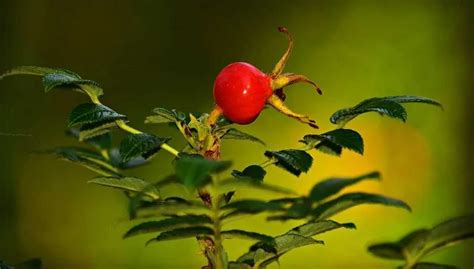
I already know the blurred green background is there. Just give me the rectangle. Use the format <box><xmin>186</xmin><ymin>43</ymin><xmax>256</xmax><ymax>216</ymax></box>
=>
<box><xmin>1</xmin><ymin>0</ymin><xmax>473</xmax><ymax>268</ymax></box>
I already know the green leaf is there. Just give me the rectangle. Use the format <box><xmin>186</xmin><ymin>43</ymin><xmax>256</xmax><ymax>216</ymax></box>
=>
<box><xmin>119</xmin><ymin>133</ymin><xmax>171</xmax><ymax>163</ymax></box>
<box><xmin>15</xmin><ymin>258</ymin><xmax>42</xmax><ymax>269</ymax></box>
<box><xmin>108</xmin><ymin>148</ymin><xmax>148</xmax><ymax>169</ymax></box>
<box><xmin>68</xmin><ymin>103</ymin><xmax>126</xmax><ymax>127</ymax></box>
<box><xmin>47</xmin><ymin>147</ymin><xmax>121</xmax><ymax>176</ymax></box>
<box><xmin>1</xmin><ymin>66</ymin><xmax>104</xmax><ymax>101</ymax></box>
<box><xmin>264</xmin><ymin>149</ymin><xmax>313</xmax><ymax>176</ymax></box>
<box><xmin>422</xmin><ymin>215</ymin><xmax>474</xmax><ymax>257</ymax></box>
<box><xmin>413</xmin><ymin>262</ymin><xmax>457</xmax><ymax>269</ymax></box>
<box><xmin>331</xmin><ymin>98</ymin><xmax>407</xmax><ymax>125</ymax></box>
<box><xmin>124</xmin><ymin>214</ymin><xmax>212</xmax><ymax>238</ymax></box>
<box><xmin>145</xmin><ymin>107</ymin><xmax>187</xmax><ymax>124</ymax></box>
<box><xmin>312</xmin><ymin>192</ymin><xmax>411</xmax><ymax>220</ymax></box>
<box><xmin>133</xmin><ymin>199</ymin><xmax>212</xmax><ymax>219</ymax></box>
<box><xmin>237</xmin><ymin>234</ymin><xmax>323</xmax><ymax>267</ymax></box>
<box><xmin>367</xmin><ymin>243</ymin><xmax>405</xmax><ymax>260</ymax></box>
<box><xmin>267</xmin><ymin>198</ymin><xmax>313</xmax><ymax>221</ymax></box>
<box><xmin>221</xmin><ymin>199</ymin><xmax>285</xmax><ymax>219</ymax></box>
<box><xmin>302</xmin><ymin>129</ymin><xmax>364</xmax><ymax>155</ymax></box>
<box><xmin>146</xmin><ymin>226</ymin><xmax>214</xmax><ymax>245</ymax></box>
<box><xmin>222</xmin><ymin>230</ymin><xmax>274</xmax><ymax>243</ymax></box>
<box><xmin>231</xmin><ymin>165</ymin><xmax>266</xmax><ymax>181</ymax></box>
<box><xmin>236</xmin><ymin>221</ymin><xmax>352</xmax><ymax>267</ymax></box>
<box><xmin>43</xmin><ymin>73</ymin><xmax>103</xmax><ymax>98</ymax></box>
<box><xmin>175</xmin><ymin>154</ymin><xmax>232</xmax><ymax>188</ymax></box>
<box><xmin>368</xmin><ymin>229</ymin><xmax>431</xmax><ymax>262</ymax></box>
<box><xmin>369</xmin><ymin>215</ymin><xmax>474</xmax><ymax>266</ymax></box>
<box><xmin>88</xmin><ymin>177</ymin><xmax>160</xmax><ymax>199</ymax></box>
<box><xmin>218</xmin><ymin>178</ymin><xmax>294</xmax><ymax>195</ymax></box>
<box><xmin>309</xmin><ymin>171</ymin><xmax>381</xmax><ymax>202</ymax></box>
<box><xmin>383</xmin><ymin>96</ymin><xmax>442</xmax><ymax>107</ymax></box>
<box><xmin>79</xmin><ymin>120</ymin><xmax>119</xmax><ymax>141</ymax></box>
<box><xmin>287</xmin><ymin>220</ymin><xmax>356</xmax><ymax>238</ymax></box>
<box><xmin>330</xmin><ymin>95</ymin><xmax>442</xmax><ymax>126</ymax></box>
<box><xmin>314</xmin><ymin>140</ymin><xmax>342</xmax><ymax>156</ymax></box>
<box><xmin>218</xmin><ymin>128</ymin><xmax>265</xmax><ymax>146</ymax></box>
<box><xmin>1</xmin><ymin>66</ymin><xmax>80</xmax><ymax>79</ymax></box>
<box><xmin>67</xmin><ymin>129</ymin><xmax>112</xmax><ymax>150</ymax></box>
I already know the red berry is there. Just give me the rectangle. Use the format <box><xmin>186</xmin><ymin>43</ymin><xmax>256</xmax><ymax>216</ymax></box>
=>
<box><xmin>213</xmin><ymin>62</ymin><xmax>272</xmax><ymax>124</ymax></box>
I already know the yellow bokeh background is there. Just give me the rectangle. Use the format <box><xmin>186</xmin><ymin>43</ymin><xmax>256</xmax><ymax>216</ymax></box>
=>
<box><xmin>0</xmin><ymin>1</ymin><xmax>472</xmax><ymax>268</ymax></box>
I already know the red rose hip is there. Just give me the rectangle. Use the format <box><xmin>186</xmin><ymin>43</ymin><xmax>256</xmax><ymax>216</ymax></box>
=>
<box><xmin>208</xmin><ymin>27</ymin><xmax>322</xmax><ymax>128</ymax></box>
<box><xmin>213</xmin><ymin>62</ymin><xmax>272</xmax><ymax>124</ymax></box>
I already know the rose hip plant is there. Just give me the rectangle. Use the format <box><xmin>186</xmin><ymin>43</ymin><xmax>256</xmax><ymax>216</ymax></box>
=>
<box><xmin>1</xmin><ymin>27</ymin><xmax>444</xmax><ymax>269</ymax></box>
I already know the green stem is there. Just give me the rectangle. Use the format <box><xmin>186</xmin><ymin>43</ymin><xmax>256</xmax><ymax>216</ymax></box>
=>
<box><xmin>115</xmin><ymin>119</ymin><xmax>180</xmax><ymax>157</ymax></box>
<box><xmin>210</xmin><ymin>183</ymin><xmax>226</xmax><ymax>269</ymax></box>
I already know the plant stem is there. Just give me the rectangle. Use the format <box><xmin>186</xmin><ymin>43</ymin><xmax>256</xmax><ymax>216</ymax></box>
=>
<box><xmin>260</xmin><ymin>158</ymin><xmax>278</xmax><ymax>168</ymax></box>
<box><xmin>115</xmin><ymin>119</ymin><xmax>180</xmax><ymax>157</ymax></box>
<box><xmin>91</xmin><ymin>97</ymin><xmax>181</xmax><ymax>158</ymax></box>
<box><xmin>211</xmin><ymin>193</ymin><xmax>226</xmax><ymax>269</ymax></box>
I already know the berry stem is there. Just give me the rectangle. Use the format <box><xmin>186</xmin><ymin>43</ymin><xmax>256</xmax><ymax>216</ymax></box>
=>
<box><xmin>207</xmin><ymin>106</ymin><xmax>223</xmax><ymax>126</ymax></box>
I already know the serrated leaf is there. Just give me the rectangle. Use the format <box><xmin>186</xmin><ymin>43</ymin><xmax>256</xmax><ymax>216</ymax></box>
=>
<box><xmin>88</xmin><ymin>177</ymin><xmax>160</xmax><ymax>199</ymax></box>
<box><xmin>264</xmin><ymin>149</ymin><xmax>313</xmax><ymax>176</ymax></box>
<box><xmin>146</xmin><ymin>226</ymin><xmax>214</xmax><ymax>244</ymax></box>
<box><xmin>369</xmin><ymin>215</ymin><xmax>474</xmax><ymax>267</ymax></box>
<box><xmin>218</xmin><ymin>128</ymin><xmax>265</xmax><ymax>146</ymax></box>
<box><xmin>288</xmin><ymin>220</ymin><xmax>356</xmax><ymax>238</ymax></box>
<box><xmin>47</xmin><ymin>147</ymin><xmax>121</xmax><ymax>176</ymax></box>
<box><xmin>312</xmin><ymin>192</ymin><xmax>411</xmax><ymax>220</ymax></box>
<box><xmin>67</xmin><ymin>129</ymin><xmax>112</xmax><ymax>150</ymax></box>
<box><xmin>382</xmin><ymin>96</ymin><xmax>442</xmax><ymax>107</ymax></box>
<box><xmin>231</xmin><ymin>165</ymin><xmax>266</xmax><ymax>181</ymax></box>
<box><xmin>309</xmin><ymin>171</ymin><xmax>381</xmax><ymax>202</ymax></box>
<box><xmin>367</xmin><ymin>243</ymin><xmax>405</xmax><ymax>260</ymax></box>
<box><xmin>108</xmin><ymin>148</ymin><xmax>148</xmax><ymax>169</ymax></box>
<box><xmin>124</xmin><ymin>214</ymin><xmax>212</xmax><ymax>238</ymax></box>
<box><xmin>369</xmin><ymin>229</ymin><xmax>433</xmax><ymax>262</ymax></box>
<box><xmin>237</xmin><ymin>234</ymin><xmax>323</xmax><ymax>267</ymax></box>
<box><xmin>422</xmin><ymin>215</ymin><xmax>474</xmax><ymax>257</ymax></box>
<box><xmin>302</xmin><ymin>129</ymin><xmax>364</xmax><ymax>155</ymax></box>
<box><xmin>145</xmin><ymin>107</ymin><xmax>180</xmax><ymax>124</ymax></box>
<box><xmin>267</xmin><ymin>198</ymin><xmax>313</xmax><ymax>221</ymax></box>
<box><xmin>330</xmin><ymin>98</ymin><xmax>407</xmax><ymax>125</ymax></box>
<box><xmin>222</xmin><ymin>230</ymin><xmax>274</xmax><ymax>243</ymax></box>
<box><xmin>330</xmin><ymin>95</ymin><xmax>442</xmax><ymax>126</ymax></box>
<box><xmin>221</xmin><ymin>199</ymin><xmax>285</xmax><ymax>219</ymax></box>
<box><xmin>68</xmin><ymin>103</ymin><xmax>126</xmax><ymax>127</ymax></box>
<box><xmin>175</xmin><ymin>154</ymin><xmax>232</xmax><ymax>189</ymax></box>
<box><xmin>119</xmin><ymin>133</ymin><xmax>171</xmax><ymax>163</ymax></box>
<box><xmin>133</xmin><ymin>199</ymin><xmax>212</xmax><ymax>219</ymax></box>
<box><xmin>218</xmin><ymin>178</ymin><xmax>294</xmax><ymax>195</ymax></box>
<box><xmin>413</xmin><ymin>262</ymin><xmax>457</xmax><ymax>269</ymax></box>
<box><xmin>79</xmin><ymin>120</ymin><xmax>119</xmax><ymax>141</ymax></box>
<box><xmin>42</xmin><ymin>73</ymin><xmax>103</xmax><ymax>99</ymax></box>
<box><xmin>236</xmin><ymin>221</ymin><xmax>352</xmax><ymax>267</ymax></box>
<box><xmin>1</xmin><ymin>66</ymin><xmax>104</xmax><ymax>101</ymax></box>
<box><xmin>1</xmin><ymin>66</ymin><xmax>80</xmax><ymax>79</ymax></box>
<box><xmin>314</xmin><ymin>140</ymin><xmax>342</xmax><ymax>156</ymax></box>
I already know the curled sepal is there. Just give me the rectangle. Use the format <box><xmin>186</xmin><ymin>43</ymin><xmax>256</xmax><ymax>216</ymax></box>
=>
<box><xmin>271</xmin><ymin>27</ymin><xmax>293</xmax><ymax>77</ymax></box>
<box><xmin>271</xmin><ymin>73</ymin><xmax>322</xmax><ymax>95</ymax></box>
<box><xmin>266</xmin><ymin>94</ymin><xmax>318</xmax><ymax>128</ymax></box>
